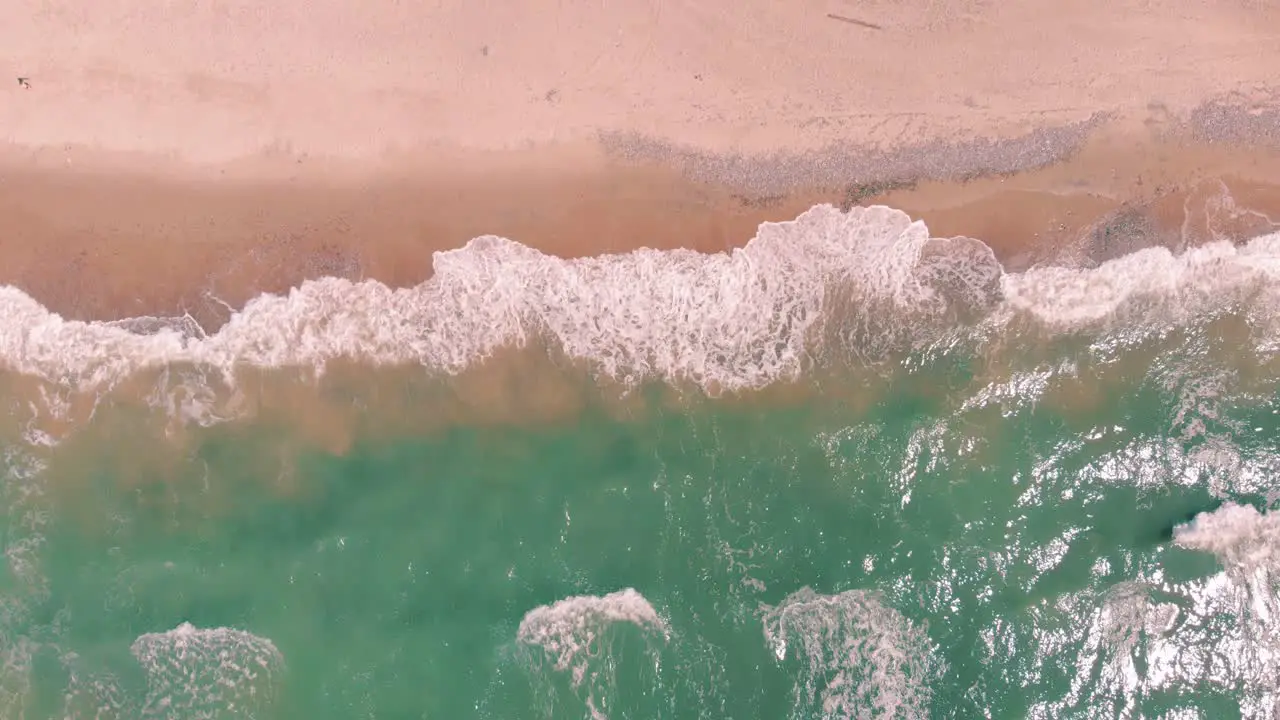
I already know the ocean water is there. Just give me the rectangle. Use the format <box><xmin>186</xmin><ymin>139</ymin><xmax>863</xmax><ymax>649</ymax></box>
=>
<box><xmin>2</xmin><ymin>202</ymin><xmax>1280</xmax><ymax>719</ymax></box>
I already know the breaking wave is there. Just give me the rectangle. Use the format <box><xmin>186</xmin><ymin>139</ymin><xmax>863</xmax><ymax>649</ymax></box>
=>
<box><xmin>1174</xmin><ymin>503</ymin><xmax>1280</xmax><ymax>705</ymax></box>
<box><xmin>2</xmin><ymin>202</ymin><xmax>1277</xmax><ymax>399</ymax></box>
<box><xmin>762</xmin><ymin>588</ymin><xmax>944</xmax><ymax>720</ymax></box>
<box><xmin>1027</xmin><ymin>504</ymin><xmax>1280</xmax><ymax>718</ymax></box>
<box><xmin>516</xmin><ymin>589</ymin><xmax>670</xmax><ymax>720</ymax></box>
<box><xmin>131</xmin><ymin>623</ymin><xmax>286</xmax><ymax>719</ymax></box>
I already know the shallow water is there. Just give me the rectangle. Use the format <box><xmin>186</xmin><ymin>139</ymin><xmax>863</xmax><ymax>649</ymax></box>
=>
<box><xmin>2</xmin><ymin>203</ymin><xmax>1280</xmax><ymax>719</ymax></box>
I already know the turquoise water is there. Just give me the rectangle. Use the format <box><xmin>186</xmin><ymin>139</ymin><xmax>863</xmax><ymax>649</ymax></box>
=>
<box><xmin>3</xmin><ymin>204</ymin><xmax>1280</xmax><ymax>718</ymax></box>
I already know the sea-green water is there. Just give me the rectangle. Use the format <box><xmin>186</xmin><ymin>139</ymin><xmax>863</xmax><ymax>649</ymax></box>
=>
<box><xmin>2</xmin><ymin>203</ymin><xmax>1280</xmax><ymax>718</ymax></box>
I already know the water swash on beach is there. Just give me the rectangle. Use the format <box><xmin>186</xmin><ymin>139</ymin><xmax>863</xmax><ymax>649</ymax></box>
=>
<box><xmin>2</xmin><ymin>202</ymin><xmax>1280</xmax><ymax>718</ymax></box>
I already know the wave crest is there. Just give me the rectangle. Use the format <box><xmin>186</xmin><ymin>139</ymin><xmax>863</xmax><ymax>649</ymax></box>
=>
<box><xmin>0</xmin><ymin>205</ymin><xmax>1002</xmax><ymax>393</ymax></box>
<box><xmin>762</xmin><ymin>587</ymin><xmax>944</xmax><ymax>720</ymax></box>
<box><xmin>130</xmin><ymin>623</ymin><xmax>285</xmax><ymax>719</ymax></box>
<box><xmin>516</xmin><ymin>588</ymin><xmax>669</xmax><ymax>720</ymax></box>
<box><xmin>3</xmin><ymin>203</ymin><xmax>1280</xmax><ymax>397</ymax></box>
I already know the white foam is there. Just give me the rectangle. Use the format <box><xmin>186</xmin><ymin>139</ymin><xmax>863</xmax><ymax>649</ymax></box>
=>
<box><xmin>516</xmin><ymin>588</ymin><xmax>668</xmax><ymax>720</ymax></box>
<box><xmin>1166</xmin><ymin>504</ymin><xmax>1280</xmax><ymax>716</ymax></box>
<box><xmin>1176</xmin><ymin>503</ymin><xmax>1280</xmax><ymax>574</ymax></box>
<box><xmin>0</xmin><ymin>634</ymin><xmax>37</xmax><ymax>720</ymax></box>
<box><xmin>1000</xmin><ymin>233</ymin><xmax>1280</xmax><ymax>336</ymax></box>
<box><xmin>0</xmin><ymin>202</ymin><xmax>1278</xmax><ymax>416</ymax></box>
<box><xmin>0</xmin><ymin>204</ymin><xmax>1004</xmax><ymax>395</ymax></box>
<box><xmin>61</xmin><ymin>655</ymin><xmax>131</xmax><ymax>720</ymax></box>
<box><xmin>1175</xmin><ymin>503</ymin><xmax>1280</xmax><ymax>613</ymax></box>
<box><xmin>130</xmin><ymin>622</ymin><xmax>285</xmax><ymax>719</ymax></box>
<box><xmin>762</xmin><ymin>587</ymin><xmax>943</xmax><ymax>720</ymax></box>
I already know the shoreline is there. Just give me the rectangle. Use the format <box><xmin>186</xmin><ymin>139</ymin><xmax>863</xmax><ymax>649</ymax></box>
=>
<box><xmin>5</xmin><ymin>114</ymin><xmax>1280</xmax><ymax>330</ymax></box>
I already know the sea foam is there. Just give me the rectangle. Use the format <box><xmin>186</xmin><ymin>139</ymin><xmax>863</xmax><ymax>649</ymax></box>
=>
<box><xmin>130</xmin><ymin>623</ymin><xmax>285</xmax><ymax>719</ymax></box>
<box><xmin>1</xmin><ymin>204</ymin><xmax>996</xmax><ymax>392</ymax></box>
<box><xmin>1175</xmin><ymin>502</ymin><xmax>1280</xmax><ymax>600</ymax></box>
<box><xmin>762</xmin><ymin>587</ymin><xmax>943</xmax><ymax>720</ymax></box>
<box><xmin>1169</xmin><ymin>504</ymin><xmax>1280</xmax><ymax>716</ymax></box>
<box><xmin>516</xmin><ymin>588</ymin><xmax>669</xmax><ymax>720</ymax></box>
<box><xmin>0</xmin><ymin>203</ymin><xmax>1277</xmax><ymax>398</ymax></box>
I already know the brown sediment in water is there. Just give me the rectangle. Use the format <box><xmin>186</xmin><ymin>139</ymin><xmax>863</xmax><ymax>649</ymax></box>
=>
<box><xmin>7</xmin><ymin>1</ymin><xmax>1280</xmax><ymax>521</ymax></box>
<box><xmin>6</xmin><ymin>87</ymin><xmax>1280</xmax><ymax>464</ymax></box>
<box><xmin>5</xmin><ymin>120</ymin><xmax>1280</xmax><ymax>461</ymax></box>
<box><xmin>7</xmin><ymin>338</ymin><xmax>904</xmax><ymax>489</ymax></box>
<box><xmin>13</xmin><ymin>301</ymin><xmax>1276</xmax><ymax>517</ymax></box>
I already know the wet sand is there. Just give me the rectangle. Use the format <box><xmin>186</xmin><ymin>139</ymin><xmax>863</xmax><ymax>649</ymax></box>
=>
<box><xmin>3</xmin><ymin>0</ymin><xmax>1280</xmax><ymax>329</ymax></box>
<box><xmin>4</xmin><ymin>118</ymin><xmax>1280</xmax><ymax>331</ymax></box>
<box><xmin>2</xmin><ymin>0</ymin><xmax>1280</xmax><ymax>464</ymax></box>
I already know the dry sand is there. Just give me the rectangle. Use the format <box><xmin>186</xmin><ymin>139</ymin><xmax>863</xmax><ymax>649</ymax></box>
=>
<box><xmin>3</xmin><ymin>0</ymin><xmax>1280</xmax><ymax>326</ymax></box>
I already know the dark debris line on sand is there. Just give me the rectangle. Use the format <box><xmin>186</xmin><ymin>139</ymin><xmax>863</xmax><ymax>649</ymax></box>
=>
<box><xmin>599</xmin><ymin>114</ymin><xmax>1109</xmax><ymax>196</ymax></box>
<box><xmin>826</xmin><ymin>13</ymin><xmax>883</xmax><ymax>31</ymax></box>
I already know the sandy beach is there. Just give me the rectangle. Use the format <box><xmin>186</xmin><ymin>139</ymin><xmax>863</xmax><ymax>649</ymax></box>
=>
<box><xmin>6</xmin><ymin>5</ymin><xmax>1280</xmax><ymax>718</ymax></box>
<box><xmin>3</xmin><ymin>0</ymin><xmax>1280</xmax><ymax>328</ymax></box>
